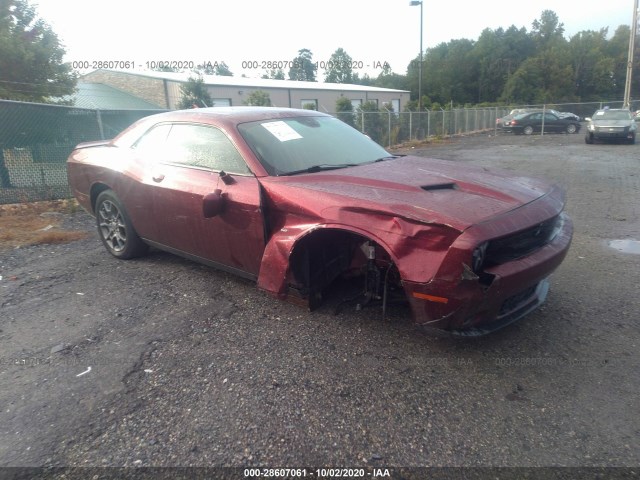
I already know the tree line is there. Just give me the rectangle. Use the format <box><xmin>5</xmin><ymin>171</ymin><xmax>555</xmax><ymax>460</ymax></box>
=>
<box><xmin>206</xmin><ymin>10</ymin><xmax>640</xmax><ymax>109</ymax></box>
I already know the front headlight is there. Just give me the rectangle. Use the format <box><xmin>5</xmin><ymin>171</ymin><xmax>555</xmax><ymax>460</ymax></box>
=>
<box><xmin>472</xmin><ymin>242</ymin><xmax>488</xmax><ymax>272</ymax></box>
<box><xmin>587</xmin><ymin>124</ymin><xmax>596</xmax><ymax>131</ymax></box>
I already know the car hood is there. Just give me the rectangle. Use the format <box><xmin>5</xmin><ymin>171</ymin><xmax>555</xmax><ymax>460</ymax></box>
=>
<box><xmin>259</xmin><ymin>156</ymin><xmax>556</xmax><ymax>232</ymax></box>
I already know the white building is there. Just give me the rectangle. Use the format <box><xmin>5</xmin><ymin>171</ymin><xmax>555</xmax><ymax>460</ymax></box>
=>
<box><xmin>80</xmin><ymin>69</ymin><xmax>410</xmax><ymax>112</ymax></box>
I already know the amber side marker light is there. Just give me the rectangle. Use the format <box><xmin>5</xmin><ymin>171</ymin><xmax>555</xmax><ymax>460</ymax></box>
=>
<box><xmin>412</xmin><ymin>292</ymin><xmax>449</xmax><ymax>304</ymax></box>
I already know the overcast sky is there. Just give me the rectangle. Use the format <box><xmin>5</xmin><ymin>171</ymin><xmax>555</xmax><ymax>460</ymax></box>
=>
<box><xmin>34</xmin><ymin>0</ymin><xmax>636</xmax><ymax>79</ymax></box>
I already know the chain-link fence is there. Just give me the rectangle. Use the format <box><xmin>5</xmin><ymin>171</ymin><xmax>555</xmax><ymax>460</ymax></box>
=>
<box><xmin>335</xmin><ymin>107</ymin><xmax>511</xmax><ymax>147</ymax></box>
<box><xmin>1</xmin><ymin>99</ymin><xmax>635</xmax><ymax>205</ymax></box>
<box><xmin>0</xmin><ymin>100</ymin><xmax>165</xmax><ymax>204</ymax></box>
<box><xmin>335</xmin><ymin>100</ymin><xmax>640</xmax><ymax>147</ymax></box>
<box><xmin>497</xmin><ymin>100</ymin><xmax>639</xmax><ymax>122</ymax></box>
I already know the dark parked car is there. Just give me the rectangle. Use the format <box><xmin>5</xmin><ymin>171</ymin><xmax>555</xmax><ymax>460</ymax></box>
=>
<box><xmin>496</xmin><ymin>113</ymin><xmax>516</xmax><ymax>129</ymax></box>
<box><xmin>507</xmin><ymin>111</ymin><xmax>581</xmax><ymax>135</ymax></box>
<box><xmin>554</xmin><ymin>110</ymin><xmax>581</xmax><ymax>122</ymax></box>
<box><xmin>585</xmin><ymin>109</ymin><xmax>637</xmax><ymax>144</ymax></box>
<box><xmin>67</xmin><ymin>107</ymin><xmax>573</xmax><ymax>336</ymax></box>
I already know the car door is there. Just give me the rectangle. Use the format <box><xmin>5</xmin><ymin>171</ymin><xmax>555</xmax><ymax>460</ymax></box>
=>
<box><xmin>527</xmin><ymin>113</ymin><xmax>542</xmax><ymax>132</ymax></box>
<box><xmin>543</xmin><ymin>113</ymin><xmax>562</xmax><ymax>132</ymax></box>
<box><xmin>117</xmin><ymin>123</ymin><xmax>174</xmax><ymax>241</ymax></box>
<box><xmin>142</xmin><ymin>123</ymin><xmax>265</xmax><ymax>277</ymax></box>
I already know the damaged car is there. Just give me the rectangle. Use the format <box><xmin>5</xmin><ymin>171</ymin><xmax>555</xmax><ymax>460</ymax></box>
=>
<box><xmin>67</xmin><ymin>107</ymin><xmax>573</xmax><ymax>336</ymax></box>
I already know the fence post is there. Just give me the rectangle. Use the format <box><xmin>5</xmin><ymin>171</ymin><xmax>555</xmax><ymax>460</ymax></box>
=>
<box><xmin>409</xmin><ymin>111</ymin><xmax>413</xmax><ymax>141</ymax></box>
<box><xmin>96</xmin><ymin>110</ymin><xmax>105</xmax><ymax>140</ymax></box>
<box><xmin>383</xmin><ymin>106</ymin><xmax>391</xmax><ymax>148</ymax></box>
<box><xmin>427</xmin><ymin>109</ymin><xmax>430</xmax><ymax>139</ymax></box>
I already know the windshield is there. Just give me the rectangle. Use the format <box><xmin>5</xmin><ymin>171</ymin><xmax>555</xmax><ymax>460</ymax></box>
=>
<box><xmin>593</xmin><ymin>110</ymin><xmax>633</xmax><ymax>121</ymax></box>
<box><xmin>237</xmin><ymin>116</ymin><xmax>390</xmax><ymax>176</ymax></box>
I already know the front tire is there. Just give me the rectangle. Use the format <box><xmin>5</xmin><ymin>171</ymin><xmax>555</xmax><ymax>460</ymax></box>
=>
<box><xmin>585</xmin><ymin>133</ymin><xmax>594</xmax><ymax>144</ymax></box>
<box><xmin>523</xmin><ymin>125</ymin><xmax>534</xmax><ymax>135</ymax></box>
<box><xmin>628</xmin><ymin>133</ymin><xmax>636</xmax><ymax>145</ymax></box>
<box><xmin>95</xmin><ymin>190</ymin><xmax>148</xmax><ymax>259</ymax></box>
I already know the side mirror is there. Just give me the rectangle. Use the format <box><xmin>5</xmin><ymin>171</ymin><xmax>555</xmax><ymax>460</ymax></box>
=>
<box><xmin>203</xmin><ymin>189</ymin><xmax>225</xmax><ymax>218</ymax></box>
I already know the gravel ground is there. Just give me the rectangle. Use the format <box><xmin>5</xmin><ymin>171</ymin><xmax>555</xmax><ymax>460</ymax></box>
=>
<box><xmin>0</xmin><ymin>131</ymin><xmax>639</xmax><ymax>476</ymax></box>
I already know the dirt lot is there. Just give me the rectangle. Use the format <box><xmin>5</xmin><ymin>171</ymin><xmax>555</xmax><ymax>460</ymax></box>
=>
<box><xmin>0</xmin><ymin>131</ymin><xmax>639</xmax><ymax>477</ymax></box>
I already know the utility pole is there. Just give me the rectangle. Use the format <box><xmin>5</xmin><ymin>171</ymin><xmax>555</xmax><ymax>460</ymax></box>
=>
<box><xmin>623</xmin><ymin>0</ymin><xmax>639</xmax><ymax>108</ymax></box>
<box><xmin>409</xmin><ymin>1</ymin><xmax>423</xmax><ymax>111</ymax></box>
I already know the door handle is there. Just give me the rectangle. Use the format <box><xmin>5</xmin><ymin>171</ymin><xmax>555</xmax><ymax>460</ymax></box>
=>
<box><xmin>152</xmin><ymin>173</ymin><xmax>165</xmax><ymax>182</ymax></box>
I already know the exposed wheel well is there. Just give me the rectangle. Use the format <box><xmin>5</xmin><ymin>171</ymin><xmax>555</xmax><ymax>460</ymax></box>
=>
<box><xmin>287</xmin><ymin>229</ymin><xmax>398</xmax><ymax>310</ymax></box>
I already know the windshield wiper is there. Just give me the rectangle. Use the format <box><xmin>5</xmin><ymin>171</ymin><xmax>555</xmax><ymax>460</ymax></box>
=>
<box><xmin>372</xmin><ymin>155</ymin><xmax>403</xmax><ymax>163</ymax></box>
<box><xmin>281</xmin><ymin>163</ymin><xmax>359</xmax><ymax>176</ymax></box>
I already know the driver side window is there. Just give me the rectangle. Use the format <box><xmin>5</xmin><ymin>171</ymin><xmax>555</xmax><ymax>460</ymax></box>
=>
<box><xmin>165</xmin><ymin>124</ymin><xmax>251</xmax><ymax>174</ymax></box>
<box><xmin>133</xmin><ymin>123</ymin><xmax>251</xmax><ymax>175</ymax></box>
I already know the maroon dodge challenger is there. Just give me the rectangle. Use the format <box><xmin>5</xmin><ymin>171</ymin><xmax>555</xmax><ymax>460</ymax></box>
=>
<box><xmin>67</xmin><ymin>107</ymin><xmax>572</xmax><ymax>336</ymax></box>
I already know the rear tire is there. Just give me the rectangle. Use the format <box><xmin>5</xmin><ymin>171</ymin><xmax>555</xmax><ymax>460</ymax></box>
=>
<box><xmin>523</xmin><ymin>125</ymin><xmax>534</xmax><ymax>135</ymax></box>
<box><xmin>566</xmin><ymin>124</ymin><xmax>577</xmax><ymax>134</ymax></box>
<box><xmin>95</xmin><ymin>190</ymin><xmax>148</xmax><ymax>259</ymax></box>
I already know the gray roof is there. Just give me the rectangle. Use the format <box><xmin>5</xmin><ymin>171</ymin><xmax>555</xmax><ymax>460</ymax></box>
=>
<box><xmin>65</xmin><ymin>83</ymin><xmax>163</xmax><ymax>110</ymax></box>
<box><xmin>84</xmin><ymin>69</ymin><xmax>410</xmax><ymax>94</ymax></box>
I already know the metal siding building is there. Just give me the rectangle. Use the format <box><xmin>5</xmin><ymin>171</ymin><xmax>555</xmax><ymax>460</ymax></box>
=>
<box><xmin>81</xmin><ymin>70</ymin><xmax>409</xmax><ymax>112</ymax></box>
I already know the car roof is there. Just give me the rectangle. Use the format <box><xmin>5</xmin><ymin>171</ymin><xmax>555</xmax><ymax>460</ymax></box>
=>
<box><xmin>143</xmin><ymin>107</ymin><xmax>331</xmax><ymax>125</ymax></box>
<box><xmin>594</xmin><ymin>108</ymin><xmax>630</xmax><ymax>113</ymax></box>
<box><xmin>112</xmin><ymin>107</ymin><xmax>333</xmax><ymax>148</ymax></box>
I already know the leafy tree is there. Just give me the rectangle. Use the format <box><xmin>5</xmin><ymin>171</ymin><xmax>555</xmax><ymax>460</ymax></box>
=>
<box><xmin>0</xmin><ymin>0</ymin><xmax>76</xmax><ymax>102</ymax></box>
<box><xmin>471</xmin><ymin>26</ymin><xmax>534</xmax><ymax>103</ymax></box>
<box><xmin>569</xmin><ymin>29</ymin><xmax>616</xmax><ymax>100</ymax></box>
<box><xmin>500</xmin><ymin>57</ymin><xmax>546</xmax><ymax>104</ymax></box>
<box><xmin>373</xmin><ymin>63</ymin><xmax>408</xmax><ymax>90</ymax></box>
<box><xmin>335</xmin><ymin>96</ymin><xmax>355</xmax><ymax>127</ymax></box>
<box><xmin>262</xmin><ymin>68</ymin><xmax>285</xmax><ymax>80</ymax></box>
<box><xmin>352</xmin><ymin>72</ymin><xmax>373</xmax><ymax>86</ymax></box>
<box><xmin>501</xmin><ymin>48</ymin><xmax>574</xmax><ymax>104</ymax></box>
<box><xmin>355</xmin><ymin>101</ymin><xmax>384</xmax><ymax>144</ymax></box>
<box><xmin>243</xmin><ymin>90</ymin><xmax>271</xmax><ymax>106</ymax></box>
<box><xmin>606</xmin><ymin>25</ymin><xmax>638</xmax><ymax>98</ymax></box>
<box><xmin>324</xmin><ymin>48</ymin><xmax>354</xmax><ymax>83</ymax></box>
<box><xmin>152</xmin><ymin>65</ymin><xmax>180</xmax><ymax>72</ymax></box>
<box><xmin>177</xmin><ymin>76</ymin><xmax>213</xmax><ymax>109</ymax></box>
<box><xmin>531</xmin><ymin>10</ymin><xmax>565</xmax><ymax>50</ymax></box>
<box><xmin>288</xmin><ymin>48</ymin><xmax>317</xmax><ymax>81</ymax></box>
<box><xmin>194</xmin><ymin>61</ymin><xmax>233</xmax><ymax>76</ymax></box>
<box><xmin>213</xmin><ymin>62</ymin><xmax>233</xmax><ymax>76</ymax></box>
<box><xmin>408</xmin><ymin>38</ymin><xmax>476</xmax><ymax>105</ymax></box>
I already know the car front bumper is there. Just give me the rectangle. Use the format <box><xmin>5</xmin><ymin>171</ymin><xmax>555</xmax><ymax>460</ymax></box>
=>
<box><xmin>403</xmin><ymin>211</ymin><xmax>573</xmax><ymax>336</ymax></box>
<box><xmin>589</xmin><ymin>128</ymin><xmax>635</xmax><ymax>140</ymax></box>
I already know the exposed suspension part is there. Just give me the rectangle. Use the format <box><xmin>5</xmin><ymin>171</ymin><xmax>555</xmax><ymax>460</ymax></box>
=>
<box><xmin>356</xmin><ymin>241</ymin><xmax>398</xmax><ymax>320</ymax></box>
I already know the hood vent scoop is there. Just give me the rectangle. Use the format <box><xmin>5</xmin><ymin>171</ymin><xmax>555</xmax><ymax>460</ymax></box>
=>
<box><xmin>421</xmin><ymin>183</ymin><xmax>458</xmax><ymax>192</ymax></box>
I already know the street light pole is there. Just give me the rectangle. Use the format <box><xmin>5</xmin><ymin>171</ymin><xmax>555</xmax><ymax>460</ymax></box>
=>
<box><xmin>409</xmin><ymin>1</ymin><xmax>423</xmax><ymax>111</ymax></box>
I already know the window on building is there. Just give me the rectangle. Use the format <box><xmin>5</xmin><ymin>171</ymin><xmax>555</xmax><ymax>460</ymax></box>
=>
<box><xmin>300</xmin><ymin>99</ymin><xmax>318</xmax><ymax>110</ymax></box>
<box><xmin>212</xmin><ymin>98</ymin><xmax>231</xmax><ymax>107</ymax></box>
<box><xmin>392</xmin><ymin>99</ymin><xmax>400</xmax><ymax>113</ymax></box>
<box><xmin>350</xmin><ymin>99</ymin><xmax>362</xmax><ymax>111</ymax></box>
